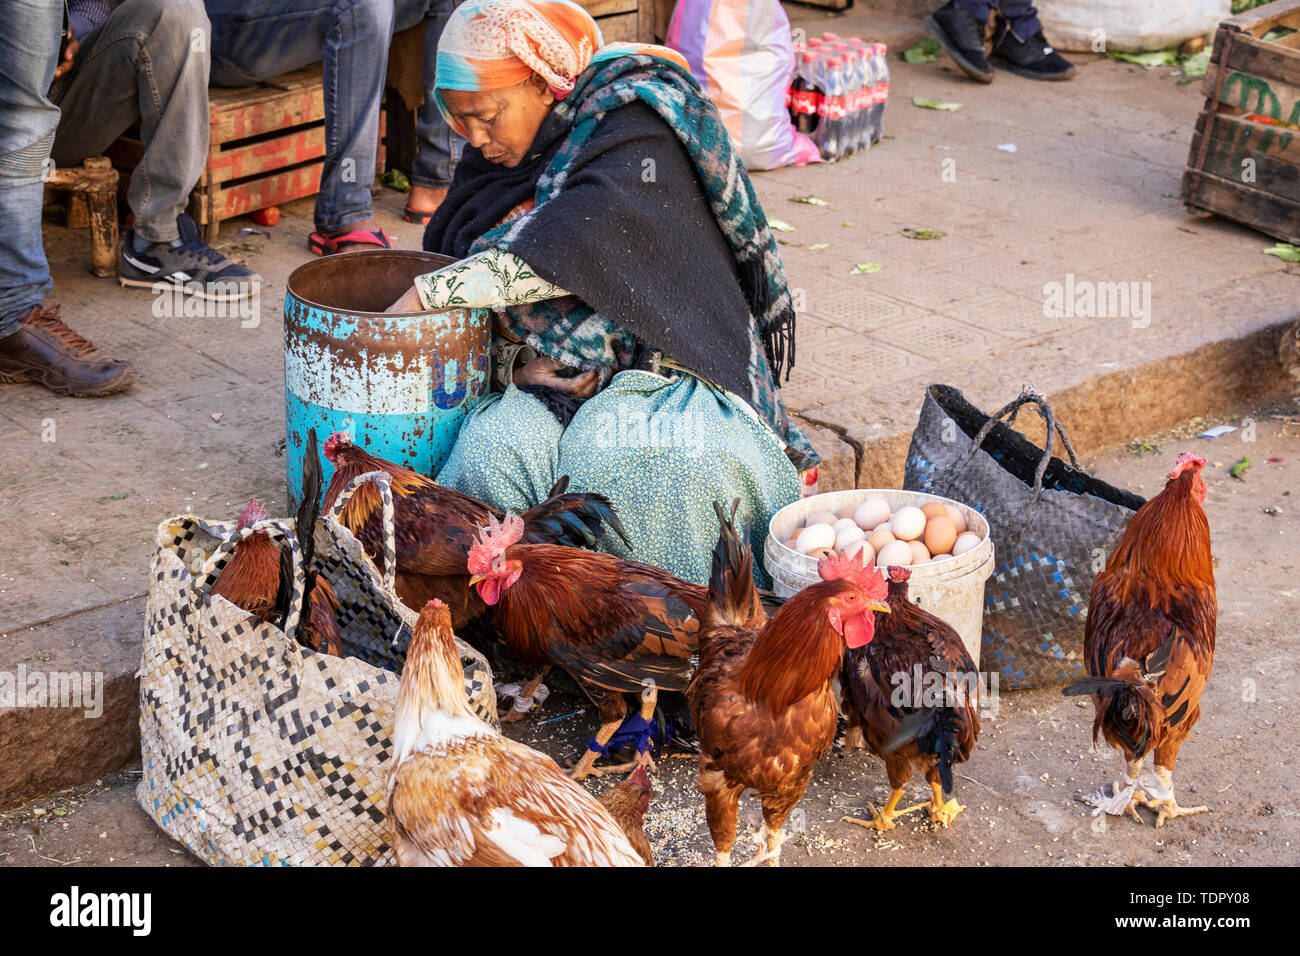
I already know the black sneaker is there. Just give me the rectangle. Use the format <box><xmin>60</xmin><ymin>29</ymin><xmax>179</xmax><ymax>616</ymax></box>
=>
<box><xmin>924</xmin><ymin>2</ymin><xmax>994</xmax><ymax>83</ymax></box>
<box><xmin>990</xmin><ymin>21</ymin><xmax>1077</xmax><ymax>81</ymax></box>
<box><xmin>119</xmin><ymin>213</ymin><xmax>259</xmax><ymax>302</ymax></box>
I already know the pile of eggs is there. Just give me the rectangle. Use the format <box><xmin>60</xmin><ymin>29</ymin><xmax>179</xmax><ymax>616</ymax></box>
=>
<box><xmin>783</xmin><ymin>497</ymin><xmax>982</xmax><ymax>569</ymax></box>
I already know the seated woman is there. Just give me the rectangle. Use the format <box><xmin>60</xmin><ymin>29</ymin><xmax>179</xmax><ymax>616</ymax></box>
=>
<box><xmin>387</xmin><ymin>0</ymin><xmax>819</xmax><ymax>584</ymax></box>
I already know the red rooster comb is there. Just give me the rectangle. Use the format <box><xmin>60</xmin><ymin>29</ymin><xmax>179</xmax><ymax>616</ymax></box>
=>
<box><xmin>818</xmin><ymin>552</ymin><xmax>888</xmax><ymax>600</ymax></box>
<box><xmin>627</xmin><ymin>763</ymin><xmax>653</xmax><ymax>794</ymax></box>
<box><xmin>467</xmin><ymin>512</ymin><xmax>526</xmax><ymax>575</ymax></box>
<box><xmin>887</xmin><ymin>566</ymin><xmax>911</xmax><ymax>584</ymax></box>
<box><xmin>236</xmin><ymin>498</ymin><xmax>268</xmax><ymax>529</ymax></box>
<box><xmin>1168</xmin><ymin>452</ymin><xmax>1207</xmax><ymax>480</ymax></box>
<box><xmin>322</xmin><ymin>430</ymin><xmax>353</xmax><ymax>463</ymax></box>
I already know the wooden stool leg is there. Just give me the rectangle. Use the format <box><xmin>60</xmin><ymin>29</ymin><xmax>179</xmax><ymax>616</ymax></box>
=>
<box><xmin>67</xmin><ymin>193</ymin><xmax>90</xmax><ymax>229</ymax></box>
<box><xmin>87</xmin><ymin>189</ymin><xmax>119</xmax><ymax>279</ymax></box>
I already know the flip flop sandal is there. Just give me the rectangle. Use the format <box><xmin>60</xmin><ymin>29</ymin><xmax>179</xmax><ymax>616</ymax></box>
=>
<box><xmin>308</xmin><ymin>228</ymin><xmax>394</xmax><ymax>256</ymax></box>
<box><xmin>403</xmin><ymin>205</ymin><xmax>435</xmax><ymax>225</ymax></box>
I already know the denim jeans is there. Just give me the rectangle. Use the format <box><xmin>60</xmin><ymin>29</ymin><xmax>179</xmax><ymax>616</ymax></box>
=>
<box><xmin>394</xmin><ymin>0</ymin><xmax>464</xmax><ymax>188</ymax></box>
<box><xmin>207</xmin><ymin>0</ymin><xmax>398</xmax><ymax>234</ymax></box>
<box><xmin>954</xmin><ymin>0</ymin><xmax>1043</xmax><ymax>36</ymax></box>
<box><xmin>0</xmin><ymin>0</ymin><xmax>62</xmax><ymax>339</ymax></box>
<box><xmin>51</xmin><ymin>0</ymin><xmax>211</xmax><ymax>244</ymax></box>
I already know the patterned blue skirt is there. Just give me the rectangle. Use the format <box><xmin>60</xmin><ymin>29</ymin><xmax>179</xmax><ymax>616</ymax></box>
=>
<box><xmin>436</xmin><ymin>369</ymin><xmax>799</xmax><ymax>585</ymax></box>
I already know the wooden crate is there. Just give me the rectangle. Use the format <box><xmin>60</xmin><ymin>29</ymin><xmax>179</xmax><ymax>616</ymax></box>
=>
<box><xmin>111</xmin><ymin>67</ymin><xmax>383</xmax><ymax>241</ymax></box>
<box><xmin>1182</xmin><ymin>0</ymin><xmax>1300</xmax><ymax>244</ymax></box>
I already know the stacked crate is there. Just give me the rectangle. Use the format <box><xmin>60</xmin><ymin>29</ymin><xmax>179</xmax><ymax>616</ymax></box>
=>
<box><xmin>1182</xmin><ymin>0</ymin><xmax>1300</xmax><ymax>243</ymax></box>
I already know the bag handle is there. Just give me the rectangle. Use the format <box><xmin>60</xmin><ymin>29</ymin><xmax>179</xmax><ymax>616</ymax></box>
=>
<box><xmin>192</xmin><ymin>516</ymin><xmax>306</xmax><ymax>645</ymax></box>
<box><xmin>936</xmin><ymin>387</ymin><xmax>1081</xmax><ymax>545</ymax></box>
<box><xmin>325</xmin><ymin>470</ymin><xmax>397</xmax><ymax>593</ymax></box>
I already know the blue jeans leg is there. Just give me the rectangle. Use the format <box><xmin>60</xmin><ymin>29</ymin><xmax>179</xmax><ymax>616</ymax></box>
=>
<box><xmin>954</xmin><ymin>0</ymin><xmax>1043</xmax><ymax>36</ymax></box>
<box><xmin>51</xmin><ymin>0</ymin><xmax>211</xmax><ymax>243</ymax></box>
<box><xmin>206</xmin><ymin>0</ymin><xmax>394</xmax><ymax>233</ymax></box>
<box><xmin>394</xmin><ymin>0</ymin><xmax>464</xmax><ymax>188</ymax></box>
<box><xmin>0</xmin><ymin>0</ymin><xmax>61</xmax><ymax>338</ymax></box>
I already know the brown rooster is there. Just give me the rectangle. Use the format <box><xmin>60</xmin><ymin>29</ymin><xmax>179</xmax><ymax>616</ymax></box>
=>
<box><xmin>840</xmin><ymin>566</ymin><xmax>980</xmax><ymax>832</ymax></box>
<box><xmin>209</xmin><ymin>430</ymin><xmax>342</xmax><ymax>657</ymax></box>
<box><xmin>386</xmin><ymin>599</ymin><xmax>645</xmax><ymax>866</ymax></box>
<box><xmin>687</xmin><ymin>502</ymin><xmax>890</xmax><ymax>866</ymax></box>
<box><xmin>1063</xmin><ymin>452</ymin><xmax>1216</xmax><ymax>827</ymax></box>
<box><xmin>209</xmin><ymin>499</ymin><xmax>282</xmax><ymax>624</ymax></box>
<box><xmin>468</xmin><ymin>512</ymin><xmax>720</xmax><ymax>779</ymax></box>
<box><xmin>596</xmin><ymin>765</ymin><xmax>655</xmax><ymax>865</ymax></box>
<box><xmin>320</xmin><ymin>431</ymin><xmax>624</xmax><ymax>636</ymax></box>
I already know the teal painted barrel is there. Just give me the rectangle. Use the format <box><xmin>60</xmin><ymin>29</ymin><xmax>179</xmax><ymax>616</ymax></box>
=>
<box><xmin>284</xmin><ymin>250</ymin><xmax>491</xmax><ymax>508</ymax></box>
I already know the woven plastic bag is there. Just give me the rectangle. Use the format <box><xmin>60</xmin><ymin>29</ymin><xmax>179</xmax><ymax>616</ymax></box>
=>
<box><xmin>138</xmin><ymin>472</ymin><xmax>496</xmax><ymax>866</ymax></box>
<box><xmin>1040</xmin><ymin>0</ymin><xmax>1230</xmax><ymax>52</ymax></box>
<box><xmin>903</xmin><ymin>386</ymin><xmax>1144</xmax><ymax>689</ymax></box>
<box><xmin>667</xmin><ymin>0</ymin><xmax>819</xmax><ymax>170</ymax></box>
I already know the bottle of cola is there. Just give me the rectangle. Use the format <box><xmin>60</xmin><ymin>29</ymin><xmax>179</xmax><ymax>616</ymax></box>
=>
<box><xmin>871</xmin><ymin>42</ymin><xmax>890</xmax><ymax>145</ymax></box>
<box><xmin>816</xmin><ymin>55</ymin><xmax>845</xmax><ymax>160</ymax></box>
<box><xmin>789</xmin><ymin>52</ymin><xmax>823</xmax><ymax>138</ymax></box>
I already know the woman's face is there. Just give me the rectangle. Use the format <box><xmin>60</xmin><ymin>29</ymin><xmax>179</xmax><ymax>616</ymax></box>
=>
<box><xmin>442</xmin><ymin>76</ymin><xmax>556</xmax><ymax>168</ymax></box>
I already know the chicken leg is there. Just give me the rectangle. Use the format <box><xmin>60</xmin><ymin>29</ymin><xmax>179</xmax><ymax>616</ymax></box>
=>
<box><xmin>1133</xmin><ymin>765</ymin><xmax>1209</xmax><ymax>828</ymax></box>
<box><xmin>927</xmin><ymin>779</ymin><xmax>964</xmax><ymax>828</ymax></box>
<box><xmin>584</xmin><ymin>686</ymin><xmax>660</xmax><ymax>778</ymax></box>
<box><xmin>500</xmin><ymin>667</ymin><xmax>549</xmax><ymax>724</ymax></box>
<box><xmin>570</xmin><ymin>719</ymin><xmax>623</xmax><ymax>780</ymax></box>
<box><xmin>840</xmin><ymin>788</ymin><xmax>928</xmax><ymax>832</ymax></box>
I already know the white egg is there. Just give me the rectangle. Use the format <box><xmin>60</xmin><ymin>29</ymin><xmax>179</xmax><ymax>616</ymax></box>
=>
<box><xmin>806</xmin><ymin>511</ymin><xmax>839</xmax><ymax>528</ymax></box>
<box><xmin>854</xmin><ymin>497</ymin><xmax>891</xmax><ymax>531</ymax></box>
<box><xmin>834</xmin><ymin>525</ymin><xmax>865</xmax><ymax>551</ymax></box>
<box><xmin>796</xmin><ymin>523</ymin><xmax>836</xmax><ymax>554</ymax></box>
<box><xmin>832</xmin><ymin>518</ymin><xmax>860</xmax><ymax>534</ymax></box>
<box><xmin>875</xmin><ymin>521</ymin><xmax>892</xmax><ymax>534</ymax></box>
<box><xmin>875</xmin><ymin>539</ymin><xmax>914</xmax><ymax>568</ymax></box>
<box><xmin>952</xmin><ymin>532</ymin><xmax>982</xmax><ymax>557</ymax></box>
<box><xmin>890</xmin><ymin>505</ymin><xmax>927</xmax><ymax>542</ymax></box>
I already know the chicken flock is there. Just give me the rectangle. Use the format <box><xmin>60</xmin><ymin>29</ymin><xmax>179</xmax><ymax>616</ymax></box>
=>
<box><xmin>211</xmin><ymin>431</ymin><xmax>1217</xmax><ymax>866</ymax></box>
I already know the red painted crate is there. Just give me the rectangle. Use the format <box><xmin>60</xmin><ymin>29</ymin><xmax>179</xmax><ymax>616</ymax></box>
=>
<box><xmin>110</xmin><ymin>67</ymin><xmax>384</xmax><ymax>241</ymax></box>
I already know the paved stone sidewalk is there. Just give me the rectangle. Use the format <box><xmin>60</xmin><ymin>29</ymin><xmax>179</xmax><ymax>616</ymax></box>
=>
<box><xmin>1</xmin><ymin>13</ymin><xmax>1297</xmax><ymax>709</ymax></box>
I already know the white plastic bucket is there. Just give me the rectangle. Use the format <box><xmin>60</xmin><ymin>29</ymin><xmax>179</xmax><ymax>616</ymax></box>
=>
<box><xmin>765</xmin><ymin>488</ymin><xmax>994</xmax><ymax>666</ymax></box>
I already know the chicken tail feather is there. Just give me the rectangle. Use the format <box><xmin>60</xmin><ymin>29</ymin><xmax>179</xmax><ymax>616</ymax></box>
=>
<box><xmin>706</xmin><ymin>499</ymin><xmax>761</xmax><ymax>631</ymax></box>
<box><xmin>521</xmin><ymin>477</ymin><xmax>630</xmax><ymax>549</ymax></box>
<box><xmin>884</xmin><ymin>707</ymin><xmax>958</xmax><ymax>793</ymax></box>
<box><xmin>1063</xmin><ymin>665</ymin><xmax>1163</xmax><ymax>758</ymax></box>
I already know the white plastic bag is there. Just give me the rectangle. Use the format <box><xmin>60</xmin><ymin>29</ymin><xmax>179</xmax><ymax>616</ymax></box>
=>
<box><xmin>1039</xmin><ymin>0</ymin><xmax>1230</xmax><ymax>52</ymax></box>
<box><xmin>667</xmin><ymin>0</ymin><xmax>819</xmax><ymax>170</ymax></box>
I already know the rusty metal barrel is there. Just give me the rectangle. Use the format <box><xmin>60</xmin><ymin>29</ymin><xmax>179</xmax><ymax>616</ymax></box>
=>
<box><xmin>284</xmin><ymin>250</ymin><xmax>491</xmax><ymax>507</ymax></box>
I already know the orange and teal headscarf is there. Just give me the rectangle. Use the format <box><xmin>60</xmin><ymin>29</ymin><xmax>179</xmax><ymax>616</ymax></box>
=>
<box><xmin>433</xmin><ymin>0</ymin><xmax>686</xmax><ymax>131</ymax></box>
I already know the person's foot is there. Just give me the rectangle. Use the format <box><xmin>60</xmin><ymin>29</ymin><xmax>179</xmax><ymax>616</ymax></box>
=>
<box><xmin>119</xmin><ymin>213</ymin><xmax>259</xmax><ymax>301</ymax></box>
<box><xmin>405</xmin><ymin>185</ymin><xmax>449</xmax><ymax>224</ymax></box>
<box><xmin>990</xmin><ymin>21</ymin><xmax>1077</xmax><ymax>80</ymax></box>
<box><xmin>327</xmin><ymin>217</ymin><xmax>388</xmax><ymax>253</ymax></box>
<box><xmin>924</xmin><ymin>2</ymin><xmax>994</xmax><ymax>83</ymax></box>
<box><xmin>0</xmin><ymin>304</ymin><xmax>135</xmax><ymax>397</ymax></box>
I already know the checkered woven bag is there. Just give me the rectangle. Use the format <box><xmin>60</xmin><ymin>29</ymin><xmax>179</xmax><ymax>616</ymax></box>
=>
<box><xmin>904</xmin><ymin>385</ymin><xmax>1145</xmax><ymax>690</ymax></box>
<box><xmin>138</xmin><ymin>471</ymin><xmax>497</xmax><ymax>866</ymax></box>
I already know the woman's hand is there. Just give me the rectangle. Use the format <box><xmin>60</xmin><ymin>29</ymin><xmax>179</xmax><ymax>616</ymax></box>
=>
<box><xmin>385</xmin><ymin>284</ymin><xmax>425</xmax><ymax>313</ymax></box>
<box><xmin>513</xmin><ymin>356</ymin><xmax>599</xmax><ymax>398</ymax></box>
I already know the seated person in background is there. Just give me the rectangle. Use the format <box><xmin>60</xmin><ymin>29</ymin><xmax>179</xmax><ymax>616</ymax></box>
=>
<box><xmin>396</xmin><ymin>0</ymin><xmax>467</xmax><ymax>225</ymax></box>
<box><xmin>926</xmin><ymin>0</ymin><xmax>1075</xmax><ymax>82</ymax></box>
<box><xmin>0</xmin><ymin>0</ymin><xmax>253</xmax><ymax>398</ymax></box>
<box><xmin>53</xmin><ymin>0</ymin><xmax>259</xmax><ymax>299</ymax></box>
<box><xmin>385</xmin><ymin>0</ymin><xmax>818</xmax><ymax>584</ymax></box>
<box><xmin>205</xmin><ymin>0</ymin><xmax>466</xmax><ymax>251</ymax></box>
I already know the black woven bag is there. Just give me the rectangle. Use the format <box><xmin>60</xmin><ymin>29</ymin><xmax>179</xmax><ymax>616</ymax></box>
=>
<box><xmin>903</xmin><ymin>385</ymin><xmax>1145</xmax><ymax>689</ymax></box>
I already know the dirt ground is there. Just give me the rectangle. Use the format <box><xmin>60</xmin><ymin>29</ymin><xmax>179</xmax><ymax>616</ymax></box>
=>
<box><xmin>2</xmin><ymin>403</ymin><xmax>1296</xmax><ymax>868</ymax></box>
